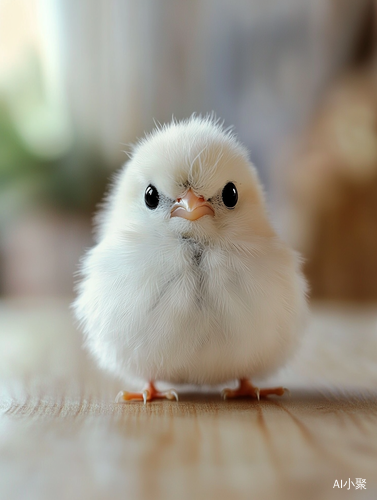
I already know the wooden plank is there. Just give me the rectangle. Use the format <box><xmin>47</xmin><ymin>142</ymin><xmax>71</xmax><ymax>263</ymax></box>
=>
<box><xmin>0</xmin><ymin>299</ymin><xmax>377</xmax><ymax>499</ymax></box>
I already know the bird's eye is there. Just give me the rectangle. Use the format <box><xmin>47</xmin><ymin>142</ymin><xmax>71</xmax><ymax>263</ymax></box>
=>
<box><xmin>145</xmin><ymin>184</ymin><xmax>159</xmax><ymax>209</ymax></box>
<box><xmin>222</xmin><ymin>182</ymin><xmax>238</xmax><ymax>208</ymax></box>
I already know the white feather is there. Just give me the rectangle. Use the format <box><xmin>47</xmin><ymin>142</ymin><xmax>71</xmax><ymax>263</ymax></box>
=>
<box><xmin>74</xmin><ymin>116</ymin><xmax>308</xmax><ymax>386</ymax></box>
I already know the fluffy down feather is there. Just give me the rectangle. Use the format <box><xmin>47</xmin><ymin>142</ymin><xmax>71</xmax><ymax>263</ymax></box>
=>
<box><xmin>74</xmin><ymin>116</ymin><xmax>308</xmax><ymax>386</ymax></box>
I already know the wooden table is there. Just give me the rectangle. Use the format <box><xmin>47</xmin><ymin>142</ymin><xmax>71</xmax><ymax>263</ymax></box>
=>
<box><xmin>0</xmin><ymin>299</ymin><xmax>376</xmax><ymax>500</ymax></box>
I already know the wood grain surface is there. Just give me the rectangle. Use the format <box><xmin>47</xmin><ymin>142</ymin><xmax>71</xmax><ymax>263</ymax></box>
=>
<box><xmin>0</xmin><ymin>299</ymin><xmax>377</xmax><ymax>500</ymax></box>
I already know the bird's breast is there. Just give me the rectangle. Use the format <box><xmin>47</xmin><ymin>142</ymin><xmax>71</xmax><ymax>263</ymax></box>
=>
<box><xmin>150</xmin><ymin>237</ymin><xmax>208</xmax><ymax>314</ymax></box>
<box><xmin>180</xmin><ymin>236</ymin><xmax>205</xmax><ymax>265</ymax></box>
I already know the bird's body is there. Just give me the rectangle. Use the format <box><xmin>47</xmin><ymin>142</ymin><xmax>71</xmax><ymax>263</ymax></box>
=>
<box><xmin>74</xmin><ymin>117</ymin><xmax>307</xmax><ymax>398</ymax></box>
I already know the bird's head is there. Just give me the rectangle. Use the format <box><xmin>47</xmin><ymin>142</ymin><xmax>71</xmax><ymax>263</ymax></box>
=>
<box><xmin>100</xmin><ymin>116</ymin><xmax>274</xmax><ymax>245</ymax></box>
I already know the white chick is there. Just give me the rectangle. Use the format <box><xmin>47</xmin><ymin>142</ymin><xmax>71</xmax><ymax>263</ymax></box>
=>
<box><xmin>74</xmin><ymin>116</ymin><xmax>308</xmax><ymax>403</ymax></box>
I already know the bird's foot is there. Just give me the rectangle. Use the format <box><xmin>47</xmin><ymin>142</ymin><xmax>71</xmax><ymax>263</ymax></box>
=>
<box><xmin>222</xmin><ymin>378</ymin><xmax>287</xmax><ymax>401</ymax></box>
<box><xmin>115</xmin><ymin>382</ymin><xmax>179</xmax><ymax>404</ymax></box>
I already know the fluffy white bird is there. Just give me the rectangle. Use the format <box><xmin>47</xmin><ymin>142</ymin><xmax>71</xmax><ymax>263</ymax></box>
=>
<box><xmin>74</xmin><ymin>116</ymin><xmax>308</xmax><ymax>403</ymax></box>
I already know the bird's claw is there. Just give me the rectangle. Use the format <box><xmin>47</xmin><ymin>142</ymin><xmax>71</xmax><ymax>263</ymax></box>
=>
<box><xmin>255</xmin><ymin>387</ymin><xmax>260</xmax><ymax>401</ymax></box>
<box><xmin>142</xmin><ymin>390</ymin><xmax>149</xmax><ymax>404</ymax></box>
<box><xmin>221</xmin><ymin>388</ymin><xmax>242</xmax><ymax>400</ymax></box>
<box><xmin>162</xmin><ymin>389</ymin><xmax>179</xmax><ymax>401</ymax></box>
<box><xmin>115</xmin><ymin>391</ymin><xmax>126</xmax><ymax>403</ymax></box>
<box><xmin>222</xmin><ymin>385</ymin><xmax>260</xmax><ymax>400</ymax></box>
<box><xmin>115</xmin><ymin>384</ymin><xmax>179</xmax><ymax>403</ymax></box>
<box><xmin>221</xmin><ymin>379</ymin><xmax>286</xmax><ymax>400</ymax></box>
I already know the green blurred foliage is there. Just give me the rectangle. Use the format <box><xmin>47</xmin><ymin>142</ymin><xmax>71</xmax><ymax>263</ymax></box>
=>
<box><xmin>0</xmin><ymin>94</ymin><xmax>109</xmax><ymax>227</ymax></box>
<box><xmin>0</xmin><ymin>52</ymin><xmax>111</xmax><ymax>226</ymax></box>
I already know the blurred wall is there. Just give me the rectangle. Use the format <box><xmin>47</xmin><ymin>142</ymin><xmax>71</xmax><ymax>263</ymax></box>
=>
<box><xmin>0</xmin><ymin>0</ymin><xmax>374</xmax><ymax>298</ymax></box>
<box><xmin>53</xmin><ymin>0</ymin><xmax>370</xmax><ymax>178</ymax></box>
<box><xmin>277</xmin><ymin>0</ymin><xmax>377</xmax><ymax>302</ymax></box>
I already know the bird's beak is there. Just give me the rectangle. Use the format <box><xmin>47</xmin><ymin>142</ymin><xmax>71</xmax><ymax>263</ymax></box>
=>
<box><xmin>170</xmin><ymin>189</ymin><xmax>215</xmax><ymax>221</ymax></box>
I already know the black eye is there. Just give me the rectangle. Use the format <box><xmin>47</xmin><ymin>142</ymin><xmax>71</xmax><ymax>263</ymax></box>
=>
<box><xmin>145</xmin><ymin>184</ymin><xmax>159</xmax><ymax>209</ymax></box>
<box><xmin>222</xmin><ymin>182</ymin><xmax>238</xmax><ymax>208</ymax></box>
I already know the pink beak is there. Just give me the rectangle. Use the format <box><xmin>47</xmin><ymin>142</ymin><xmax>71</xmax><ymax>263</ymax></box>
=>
<box><xmin>170</xmin><ymin>189</ymin><xmax>215</xmax><ymax>221</ymax></box>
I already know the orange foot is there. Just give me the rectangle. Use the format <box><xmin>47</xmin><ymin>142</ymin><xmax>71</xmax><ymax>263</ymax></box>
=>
<box><xmin>222</xmin><ymin>378</ymin><xmax>287</xmax><ymax>401</ymax></box>
<box><xmin>115</xmin><ymin>382</ymin><xmax>179</xmax><ymax>404</ymax></box>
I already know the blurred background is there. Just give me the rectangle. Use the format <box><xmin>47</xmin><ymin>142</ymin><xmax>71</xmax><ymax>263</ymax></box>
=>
<box><xmin>1</xmin><ymin>0</ymin><xmax>377</xmax><ymax>385</ymax></box>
